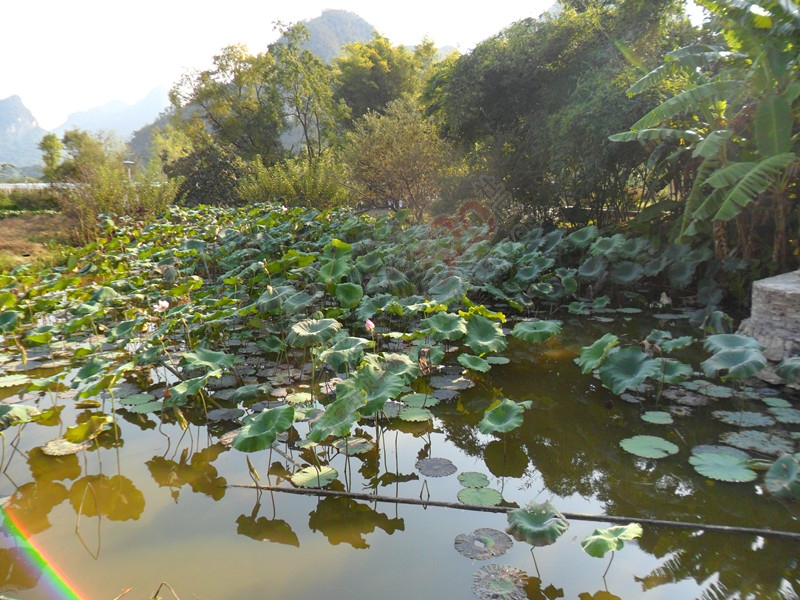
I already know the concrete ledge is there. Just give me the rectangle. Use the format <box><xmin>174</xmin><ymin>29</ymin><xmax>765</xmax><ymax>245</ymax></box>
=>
<box><xmin>738</xmin><ymin>270</ymin><xmax>800</xmax><ymax>362</ymax></box>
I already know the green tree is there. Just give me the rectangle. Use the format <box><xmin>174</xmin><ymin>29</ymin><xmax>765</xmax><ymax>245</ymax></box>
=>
<box><xmin>424</xmin><ymin>0</ymin><xmax>691</xmax><ymax>223</ymax></box>
<box><xmin>169</xmin><ymin>44</ymin><xmax>285</xmax><ymax>165</ymax></box>
<box><xmin>270</xmin><ymin>23</ymin><xmax>344</xmax><ymax>162</ymax></box>
<box><xmin>612</xmin><ymin>0</ymin><xmax>800</xmax><ymax>273</ymax></box>
<box><xmin>343</xmin><ymin>97</ymin><xmax>453</xmax><ymax>221</ymax></box>
<box><xmin>163</xmin><ymin>142</ymin><xmax>247</xmax><ymax>207</ymax></box>
<box><xmin>334</xmin><ymin>34</ymin><xmax>419</xmax><ymax>124</ymax></box>
<box><xmin>38</xmin><ymin>133</ymin><xmax>63</xmax><ymax>183</ymax></box>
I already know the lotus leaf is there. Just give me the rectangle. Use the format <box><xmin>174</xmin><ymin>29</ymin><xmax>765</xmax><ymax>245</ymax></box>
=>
<box><xmin>641</xmin><ymin>411</ymin><xmax>673</xmax><ymax>425</ymax></box>
<box><xmin>458</xmin><ymin>487</ymin><xmax>503</xmax><ymax>507</ymax></box>
<box><xmin>689</xmin><ymin>451</ymin><xmax>757</xmax><ymax>482</ymax></box>
<box><xmin>776</xmin><ymin>357</ymin><xmax>800</xmax><ymax>382</ymax></box>
<box><xmin>397</xmin><ymin>406</ymin><xmax>433</xmax><ymax>422</ymax></box>
<box><xmin>458</xmin><ymin>471</ymin><xmax>490</xmax><ymax>488</ymax></box>
<box><xmin>720</xmin><ymin>430</ymin><xmax>795</xmax><ymax>456</ymax></box>
<box><xmin>366</xmin><ymin>266</ymin><xmax>409</xmax><ymax>294</ymax></box>
<box><xmin>712</xmin><ymin>411</ymin><xmax>775</xmax><ymax>427</ymax></box>
<box><xmin>511</xmin><ymin>320</ymin><xmax>562</xmax><ymax>344</ymax></box>
<box><xmin>765</xmin><ymin>454</ymin><xmax>800</xmax><ymax>500</ymax></box>
<box><xmin>762</xmin><ymin>397</ymin><xmax>792</xmax><ymax>408</ymax></box>
<box><xmin>287</xmin><ymin>318</ymin><xmax>341</xmax><ymax>348</ymax></box>
<box><xmin>458</xmin><ymin>353</ymin><xmax>491</xmax><ymax>373</ymax></box>
<box><xmin>429</xmin><ymin>275</ymin><xmax>467</xmax><ymax>304</ymax></box>
<box><xmin>580</xmin><ymin>523</ymin><xmax>643</xmax><ymax>558</ymax></box>
<box><xmin>505</xmin><ymin>501</ymin><xmax>569</xmax><ymax>547</ymax></box>
<box><xmin>416</xmin><ymin>457</ymin><xmax>457</xmax><ymax>477</ymax></box>
<box><xmin>454</xmin><ymin>528</ymin><xmax>512</xmax><ymax>560</ymax></box>
<box><xmin>703</xmin><ymin>334</ymin><xmax>765</xmax><ymax>353</ymax></box>
<box><xmin>566</xmin><ymin>225</ymin><xmax>599</xmax><ymax>249</ymax></box>
<box><xmin>307</xmin><ymin>382</ymin><xmax>366</xmax><ymax>442</ymax></box>
<box><xmin>232</xmin><ymin>405</ymin><xmax>295</xmax><ymax>452</ymax></box>
<box><xmin>41</xmin><ymin>438</ymin><xmax>90</xmax><ymax>456</ymax></box>
<box><xmin>291</xmin><ymin>465</ymin><xmax>338</xmax><ymax>488</ymax></box>
<box><xmin>317</xmin><ymin>256</ymin><xmax>352</xmax><ymax>285</ymax></box>
<box><xmin>332</xmin><ymin>436</ymin><xmax>375</xmax><ymax>455</ymax></box>
<box><xmin>769</xmin><ymin>407</ymin><xmax>800</xmax><ymax>424</ymax></box>
<box><xmin>619</xmin><ymin>435</ymin><xmax>678</xmax><ymax>459</ymax></box>
<box><xmin>180</xmin><ymin>348</ymin><xmax>236</xmax><ymax>373</ymax></box>
<box><xmin>400</xmin><ymin>392</ymin><xmax>438</xmax><ymax>408</ymax></box>
<box><xmin>472</xmin><ymin>565</ymin><xmax>528</xmax><ymax>600</ymax></box>
<box><xmin>0</xmin><ymin>374</ymin><xmax>30</xmax><ymax>389</ymax></box>
<box><xmin>487</xmin><ymin>356</ymin><xmax>510</xmax><ymax>365</ymax></box>
<box><xmin>0</xmin><ymin>404</ymin><xmax>40</xmax><ymax>429</ymax></box>
<box><xmin>575</xmin><ymin>333</ymin><xmax>619</xmax><ymax>374</ymax></box>
<box><xmin>653</xmin><ymin>358</ymin><xmax>693</xmax><ymax>384</ymax></box>
<box><xmin>465</xmin><ymin>314</ymin><xmax>508</xmax><ymax>355</ymax></box>
<box><xmin>515</xmin><ymin>255</ymin><xmax>555</xmax><ymax>283</ymax></box>
<box><xmin>356</xmin><ymin>363</ymin><xmax>407</xmax><ymax>415</ymax></box>
<box><xmin>285</xmin><ymin>392</ymin><xmax>313</xmax><ymax>404</ymax></box>
<box><xmin>334</xmin><ymin>282</ymin><xmax>363</xmax><ymax>309</ymax></box>
<box><xmin>599</xmin><ymin>347</ymin><xmax>660</xmax><ymax>395</ymax></box>
<box><xmin>701</xmin><ymin>348</ymin><xmax>767</xmax><ymax>381</ymax></box>
<box><xmin>0</xmin><ymin>310</ymin><xmax>21</xmax><ymax>332</ymax></box>
<box><xmin>479</xmin><ymin>399</ymin><xmax>531</xmax><ymax>434</ymax></box>
<box><xmin>430</xmin><ymin>375</ymin><xmax>474</xmax><ymax>390</ymax></box>
<box><xmin>65</xmin><ymin>415</ymin><xmax>112</xmax><ymax>443</ymax></box>
<box><xmin>319</xmin><ymin>336</ymin><xmax>370</xmax><ymax>371</ymax></box>
<box><xmin>610</xmin><ymin>261</ymin><xmax>644</xmax><ymax>285</ymax></box>
<box><xmin>420</xmin><ymin>312</ymin><xmax>467</xmax><ymax>341</ymax></box>
<box><xmin>228</xmin><ymin>384</ymin><xmax>271</xmax><ymax>404</ymax></box>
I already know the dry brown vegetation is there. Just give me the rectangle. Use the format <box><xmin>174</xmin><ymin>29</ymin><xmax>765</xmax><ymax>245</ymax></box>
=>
<box><xmin>0</xmin><ymin>213</ymin><xmax>71</xmax><ymax>270</ymax></box>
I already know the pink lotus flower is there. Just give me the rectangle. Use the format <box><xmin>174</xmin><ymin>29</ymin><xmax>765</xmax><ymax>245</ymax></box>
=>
<box><xmin>365</xmin><ymin>318</ymin><xmax>375</xmax><ymax>332</ymax></box>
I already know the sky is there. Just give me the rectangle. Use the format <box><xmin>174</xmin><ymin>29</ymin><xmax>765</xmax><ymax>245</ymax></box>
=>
<box><xmin>3</xmin><ymin>2</ymin><xmax>704</xmax><ymax>132</ymax></box>
<box><xmin>1</xmin><ymin>0</ymin><xmax>566</xmax><ymax>130</ymax></box>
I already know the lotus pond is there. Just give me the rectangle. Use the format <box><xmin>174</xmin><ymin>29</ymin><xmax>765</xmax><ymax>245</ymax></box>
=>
<box><xmin>0</xmin><ymin>204</ymin><xmax>798</xmax><ymax>600</ymax></box>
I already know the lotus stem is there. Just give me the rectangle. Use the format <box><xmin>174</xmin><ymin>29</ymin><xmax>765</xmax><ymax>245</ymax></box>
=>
<box><xmin>602</xmin><ymin>550</ymin><xmax>615</xmax><ymax>579</ymax></box>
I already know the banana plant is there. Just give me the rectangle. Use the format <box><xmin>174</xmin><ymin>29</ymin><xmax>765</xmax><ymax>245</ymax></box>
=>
<box><xmin>611</xmin><ymin>0</ymin><xmax>800</xmax><ymax>272</ymax></box>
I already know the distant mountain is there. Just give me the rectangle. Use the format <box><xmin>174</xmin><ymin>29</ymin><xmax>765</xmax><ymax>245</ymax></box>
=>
<box><xmin>296</xmin><ymin>9</ymin><xmax>375</xmax><ymax>62</ymax></box>
<box><xmin>55</xmin><ymin>87</ymin><xmax>170</xmax><ymax>140</ymax></box>
<box><xmin>0</xmin><ymin>95</ymin><xmax>47</xmax><ymax>170</ymax></box>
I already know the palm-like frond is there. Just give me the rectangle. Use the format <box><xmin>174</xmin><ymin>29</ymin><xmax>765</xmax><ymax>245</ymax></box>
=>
<box><xmin>629</xmin><ymin>81</ymin><xmax>743</xmax><ymax>131</ymax></box>
<box><xmin>609</xmin><ymin>128</ymin><xmax>700</xmax><ymax>144</ymax></box>
<box><xmin>692</xmin><ymin>129</ymin><xmax>733</xmax><ymax>159</ymax></box>
<box><xmin>626</xmin><ymin>46</ymin><xmax>742</xmax><ymax>96</ymax></box>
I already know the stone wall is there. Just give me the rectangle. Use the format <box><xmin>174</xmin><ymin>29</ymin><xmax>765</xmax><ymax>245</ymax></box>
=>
<box><xmin>738</xmin><ymin>270</ymin><xmax>800</xmax><ymax>362</ymax></box>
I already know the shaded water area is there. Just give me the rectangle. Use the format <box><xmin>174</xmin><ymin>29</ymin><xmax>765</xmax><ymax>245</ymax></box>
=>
<box><xmin>0</xmin><ymin>315</ymin><xmax>798</xmax><ymax>600</ymax></box>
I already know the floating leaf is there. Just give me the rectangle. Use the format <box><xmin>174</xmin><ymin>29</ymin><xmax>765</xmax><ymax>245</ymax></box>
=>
<box><xmin>762</xmin><ymin>397</ymin><xmax>791</xmax><ymax>408</ymax></box>
<box><xmin>416</xmin><ymin>457</ymin><xmax>457</xmax><ymax>477</ymax></box>
<box><xmin>619</xmin><ymin>435</ymin><xmax>678</xmax><ymax>459</ymax></box>
<box><xmin>458</xmin><ymin>471</ymin><xmax>490</xmax><ymax>488</ymax></box>
<box><xmin>506</xmin><ymin>501</ymin><xmax>569</xmax><ymax>547</ymax></box>
<box><xmin>765</xmin><ymin>454</ymin><xmax>800</xmax><ymax>500</ymax></box>
<box><xmin>479</xmin><ymin>399</ymin><xmax>531</xmax><ymax>435</ymax></box>
<box><xmin>511</xmin><ymin>320</ymin><xmax>562</xmax><ymax>344</ymax></box>
<box><xmin>400</xmin><ymin>392</ymin><xmax>438</xmax><ymax>408</ymax></box>
<box><xmin>64</xmin><ymin>415</ymin><xmax>112</xmax><ymax>443</ymax></box>
<box><xmin>454</xmin><ymin>528</ymin><xmax>513</xmax><ymax>560</ymax></box>
<box><xmin>769</xmin><ymin>407</ymin><xmax>800</xmax><ymax>424</ymax></box>
<box><xmin>397</xmin><ymin>406</ymin><xmax>433</xmax><ymax>422</ymax></box>
<box><xmin>720</xmin><ymin>430</ymin><xmax>794</xmax><ymax>456</ymax></box>
<box><xmin>0</xmin><ymin>404</ymin><xmax>39</xmax><ymax>429</ymax></box>
<box><xmin>472</xmin><ymin>565</ymin><xmax>528</xmax><ymax>600</ymax></box>
<box><xmin>581</xmin><ymin>523</ymin><xmax>643</xmax><ymax>559</ymax></box>
<box><xmin>712</xmin><ymin>411</ymin><xmax>775</xmax><ymax>427</ymax></box>
<box><xmin>0</xmin><ymin>374</ymin><xmax>30</xmax><ymax>388</ymax></box>
<box><xmin>332</xmin><ymin>436</ymin><xmax>375</xmax><ymax>455</ymax></box>
<box><xmin>291</xmin><ymin>465</ymin><xmax>338</xmax><ymax>488</ymax></box>
<box><xmin>41</xmin><ymin>438</ymin><xmax>90</xmax><ymax>456</ymax></box>
<box><xmin>641</xmin><ymin>411</ymin><xmax>673</xmax><ymax>425</ymax></box>
<box><xmin>703</xmin><ymin>334</ymin><xmax>765</xmax><ymax>353</ymax></box>
<box><xmin>458</xmin><ymin>487</ymin><xmax>503</xmax><ymax>507</ymax></box>
<box><xmin>689</xmin><ymin>451</ymin><xmax>757</xmax><ymax>482</ymax></box>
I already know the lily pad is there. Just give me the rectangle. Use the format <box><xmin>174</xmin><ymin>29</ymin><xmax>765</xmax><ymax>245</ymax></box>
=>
<box><xmin>641</xmin><ymin>411</ymin><xmax>673</xmax><ymax>425</ymax></box>
<box><xmin>712</xmin><ymin>411</ymin><xmax>775</xmax><ymax>427</ymax></box>
<box><xmin>689</xmin><ymin>451</ymin><xmax>757</xmax><ymax>482</ymax></box>
<box><xmin>416</xmin><ymin>457</ymin><xmax>457</xmax><ymax>477</ymax></box>
<box><xmin>290</xmin><ymin>465</ymin><xmax>338</xmax><ymax>488</ymax></box>
<box><xmin>457</xmin><ymin>487</ymin><xmax>503</xmax><ymax>507</ymax></box>
<box><xmin>472</xmin><ymin>565</ymin><xmax>528</xmax><ymax>600</ymax></box>
<box><xmin>762</xmin><ymin>397</ymin><xmax>792</xmax><ymax>408</ymax></box>
<box><xmin>0</xmin><ymin>374</ymin><xmax>29</xmax><ymax>388</ymax></box>
<box><xmin>458</xmin><ymin>471</ymin><xmax>490</xmax><ymax>488</ymax></box>
<box><xmin>41</xmin><ymin>438</ymin><xmax>90</xmax><ymax>456</ymax></box>
<box><xmin>454</xmin><ymin>528</ymin><xmax>513</xmax><ymax>560</ymax></box>
<box><xmin>581</xmin><ymin>523</ymin><xmax>643</xmax><ymax>558</ymax></box>
<box><xmin>769</xmin><ymin>407</ymin><xmax>800</xmax><ymax>425</ymax></box>
<box><xmin>430</xmin><ymin>375</ymin><xmax>474</xmax><ymax>390</ymax></box>
<box><xmin>511</xmin><ymin>320</ymin><xmax>562</xmax><ymax>344</ymax></box>
<box><xmin>720</xmin><ymin>430</ymin><xmax>795</xmax><ymax>456</ymax></box>
<box><xmin>397</xmin><ymin>406</ymin><xmax>433</xmax><ymax>422</ymax></box>
<box><xmin>506</xmin><ymin>501</ymin><xmax>569</xmax><ymax>547</ymax></box>
<box><xmin>599</xmin><ymin>347</ymin><xmax>660</xmax><ymax>395</ymax></box>
<box><xmin>400</xmin><ymin>392</ymin><xmax>438</xmax><ymax>408</ymax></box>
<box><xmin>619</xmin><ymin>435</ymin><xmax>679</xmax><ymax>459</ymax></box>
<box><xmin>332</xmin><ymin>436</ymin><xmax>375</xmax><ymax>455</ymax></box>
